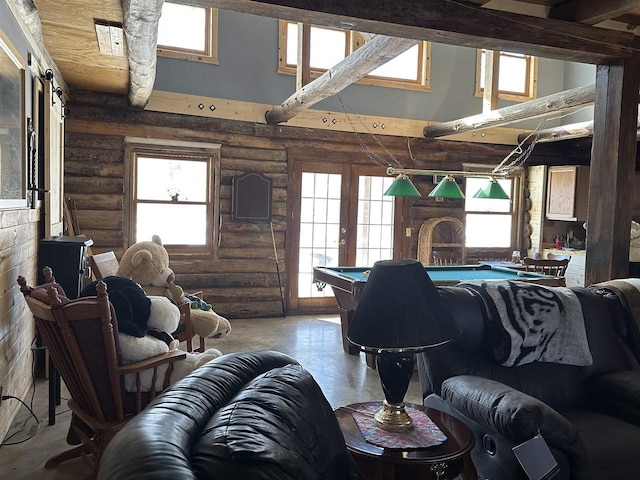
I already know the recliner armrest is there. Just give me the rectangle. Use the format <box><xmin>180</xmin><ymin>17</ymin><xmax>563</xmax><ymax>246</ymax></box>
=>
<box><xmin>441</xmin><ymin>375</ymin><xmax>585</xmax><ymax>460</ymax></box>
<box><xmin>588</xmin><ymin>370</ymin><xmax>640</xmax><ymax>426</ymax></box>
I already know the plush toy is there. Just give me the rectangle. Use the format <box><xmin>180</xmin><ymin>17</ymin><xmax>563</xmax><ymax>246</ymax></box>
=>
<box><xmin>117</xmin><ymin>235</ymin><xmax>231</xmax><ymax>340</ymax></box>
<box><xmin>80</xmin><ymin>277</ymin><xmax>222</xmax><ymax>392</ymax></box>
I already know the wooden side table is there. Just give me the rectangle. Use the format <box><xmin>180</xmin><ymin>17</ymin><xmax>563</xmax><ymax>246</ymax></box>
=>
<box><xmin>335</xmin><ymin>402</ymin><xmax>477</xmax><ymax>480</ymax></box>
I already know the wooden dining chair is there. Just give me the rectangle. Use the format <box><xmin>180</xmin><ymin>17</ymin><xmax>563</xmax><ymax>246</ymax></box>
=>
<box><xmin>88</xmin><ymin>251</ymin><xmax>206</xmax><ymax>353</ymax></box>
<box><xmin>432</xmin><ymin>250</ymin><xmax>462</xmax><ymax>266</ymax></box>
<box><xmin>18</xmin><ymin>267</ymin><xmax>186</xmax><ymax>474</ymax></box>
<box><xmin>522</xmin><ymin>257</ymin><xmax>570</xmax><ymax>277</ymax></box>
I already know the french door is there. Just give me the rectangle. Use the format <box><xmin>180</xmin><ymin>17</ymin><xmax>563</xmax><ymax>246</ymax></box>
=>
<box><xmin>288</xmin><ymin>161</ymin><xmax>407</xmax><ymax>312</ymax></box>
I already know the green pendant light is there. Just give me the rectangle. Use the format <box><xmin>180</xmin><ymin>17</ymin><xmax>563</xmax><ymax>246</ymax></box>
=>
<box><xmin>384</xmin><ymin>174</ymin><xmax>421</xmax><ymax>197</ymax></box>
<box><xmin>428</xmin><ymin>175</ymin><xmax>465</xmax><ymax>199</ymax></box>
<box><xmin>473</xmin><ymin>178</ymin><xmax>510</xmax><ymax>199</ymax></box>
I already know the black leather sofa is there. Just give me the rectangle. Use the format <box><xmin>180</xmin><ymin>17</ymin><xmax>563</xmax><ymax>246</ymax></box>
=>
<box><xmin>417</xmin><ymin>284</ymin><xmax>640</xmax><ymax>480</ymax></box>
<box><xmin>98</xmin><ymin>350</ymin><xmax>351</xmax><ymax>480</ymax></box>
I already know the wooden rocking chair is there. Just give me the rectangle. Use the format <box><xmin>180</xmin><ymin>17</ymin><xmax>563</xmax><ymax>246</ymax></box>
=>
<box><xmin>18</xmin><ymin>267</ymin><xmax>186</xmax><ymax>474</ymax></box>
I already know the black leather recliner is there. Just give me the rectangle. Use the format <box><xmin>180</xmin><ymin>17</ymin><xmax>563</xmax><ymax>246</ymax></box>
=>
<box><xmin>417</xmin><ymin>286</ymin><xmax>640</xmax><ymax>480</ymax></box>
<box><xmin>98</xmin><ymin>350</ymin><xmax>352</xmax><ymax>480</ymax></box>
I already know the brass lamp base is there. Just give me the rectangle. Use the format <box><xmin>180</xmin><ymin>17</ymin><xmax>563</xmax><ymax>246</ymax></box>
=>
<box><xmin>374</xmin><ymin>400</ymin><xmax>413</xmax><ymax>432</ymax></box>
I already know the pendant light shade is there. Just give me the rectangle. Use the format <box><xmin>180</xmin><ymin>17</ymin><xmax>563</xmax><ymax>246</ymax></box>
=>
<box><xmin>428</xmin><ymin>175</ymin><xmax>465</xmax><ymax>199</ymax></box>
<box><xmin>384</xmin><ymin>174</ymin><xmax>421</xmax><ymax>197</ymax></box>
<box><xmin>473</xmin><ymin>178</ymin><xmax>510</xmax><ymax>200</ymax></box>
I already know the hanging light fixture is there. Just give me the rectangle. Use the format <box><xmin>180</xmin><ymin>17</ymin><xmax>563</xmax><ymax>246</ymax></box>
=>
<box><xmin>385</xmin><ymin>167</ymin><xmax>514</xmax><ymax>201</ymax></box>
<box><xmin>384</xmin><ymin>173</ymin><xmax>421</xmax><ymax>197</ymax></box>
<box><xmin>473</xmin><ymin>177</ymin><xmax>510</xmax><ymax>199</ymax></box>
<box><xmin>428</xmin><ymin>175</ymin><xmax>465</xmax><ymax>199</ymax></box>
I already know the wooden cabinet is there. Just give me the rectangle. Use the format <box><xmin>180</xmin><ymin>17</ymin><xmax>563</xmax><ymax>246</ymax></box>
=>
<box><xmin>546</xmin><ymin>166</ymin><xmax>590</xmax><ymax>221</ymax></box>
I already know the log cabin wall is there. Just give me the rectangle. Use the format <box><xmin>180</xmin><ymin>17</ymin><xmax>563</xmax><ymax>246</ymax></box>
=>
<box><xmin>65</xmin><ymin>91</ymin><xmax>557</xmax><ymax>318</ymax></box>
<box><xmin>0</xmin><ymin>209</ymin><xmax>40</xmax><ymax>439</ymax></box>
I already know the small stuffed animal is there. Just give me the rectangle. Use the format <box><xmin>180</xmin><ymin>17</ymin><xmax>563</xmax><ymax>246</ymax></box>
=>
<box><xmin>118</xmin><ymin>294</ymin><xmax>222</xmax><ymax>392</ymax></box>
<box><xmin>117</xmin><ymin>235</ymin><xmax>231</xmax><ymax>340</ymax></box>
<box><xmin>80</xmin><ymin>275</ymin><xmax>151</xmax><ymax>338</ymax></box>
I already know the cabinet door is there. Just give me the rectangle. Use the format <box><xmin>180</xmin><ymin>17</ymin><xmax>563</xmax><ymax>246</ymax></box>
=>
<box><xmin>546</xmin><ymin>167</ymin><xmax>576</xmax><ymax>219</ymax></box>
<box><xmin>546</xmin><ymin>166</ymin><xmax>589</xmax><ymax>221</ymax></box>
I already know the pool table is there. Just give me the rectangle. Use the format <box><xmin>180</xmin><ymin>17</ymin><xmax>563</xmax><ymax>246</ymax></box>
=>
<box><xmin>313</xmin><ymin>264</ymin><xmax>564</xmax><ymax>356</ymax></box>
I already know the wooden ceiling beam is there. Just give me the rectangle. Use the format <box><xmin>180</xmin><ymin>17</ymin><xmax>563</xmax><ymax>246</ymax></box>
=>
<box><xmin>519</xmin><ymin>120</ymin><xmax>595</xmax><ymax>143</ymax></box>
<box><xmin>549</xmin><ymin>0</ymin><xmax>640</xmax><ymax>25</ymax></box>
<box><xmin>204</xmin><ymin>0</ymin><xmax>637</xmax><ymax>64</ymax></box>
<box><xmin>265</xmin><ymin>35</ymin><xmax>417</xmax><ymax>125</ymax></box>
<box><xmin>422</xmin><ymin>84</ymin><xmax>595</xmax><ymax>139</ymax></box>
<box><xmin>123</xmin><ymin>0</ymin><xmax>162</xmax><ymax>108</ymax></box>
<box><xmin>521</xmin><ymin>108</ymin><xmax>640</xmax><ymax>144</ymax></box>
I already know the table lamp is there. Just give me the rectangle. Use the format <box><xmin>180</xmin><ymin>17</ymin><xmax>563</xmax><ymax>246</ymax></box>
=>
<box><xmin>347</xmin><ymin>259</ymin><xmax>459</xmax><ymax>431</ymax></box>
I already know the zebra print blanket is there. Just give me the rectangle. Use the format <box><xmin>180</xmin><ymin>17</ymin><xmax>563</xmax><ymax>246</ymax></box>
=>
<box><xmin>460</xmin><ymin>281</ymin><xmax>592</xmax><ymax>367</ymax></box>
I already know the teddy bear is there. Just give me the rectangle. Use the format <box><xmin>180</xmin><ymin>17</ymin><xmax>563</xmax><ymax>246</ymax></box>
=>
<box><xmin>116</xmin><ymin>235</ymin><xmax>231</xmax><ymax>340</ymax></box>
<box><xmin>80</xmin><ymin>276</ymin><xmax>222</xmax><ymax>392</ymax></box>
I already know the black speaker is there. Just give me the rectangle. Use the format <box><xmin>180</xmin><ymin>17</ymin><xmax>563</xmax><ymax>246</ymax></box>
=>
<box><xmin>38</xmin><ymin>236</ymin><xmax>93</xmax><ymax>299</ymax></box>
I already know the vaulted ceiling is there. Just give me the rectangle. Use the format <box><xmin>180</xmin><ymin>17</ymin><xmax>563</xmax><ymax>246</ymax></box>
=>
<box><xmin>14</xmin><ymin>0</ymin><xmax>640</xmax><ymax>130</ymax></box>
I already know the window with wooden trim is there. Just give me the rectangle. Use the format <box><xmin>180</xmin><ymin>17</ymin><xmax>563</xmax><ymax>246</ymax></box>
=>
<box><xmin>157</xmin><ymin>2</ymin><xmax>218</xmax><ymax>64</ymax></box>
<box><xmin>475</xmin><ymin>50</ymin><xmax>538</xmax><ymax>102</ymax></box>
<box><xmin>127</xmin><ymin>139</ymin><xmax>220</xmax><ymax>255</ymax></box>
<box><xmin>464</xmin><ymin>177</ymin><xmax>516</xmax><ymax>249</ymax></box>
<box><xmin>278</xmin><ymin>20</ymin><xmax>430</xmax><ymax>91</ymax></box>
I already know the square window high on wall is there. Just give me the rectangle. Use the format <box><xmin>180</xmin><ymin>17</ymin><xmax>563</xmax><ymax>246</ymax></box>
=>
<box><xmin>126</xmin><ymin>138</ymin><xmax>221</xmax><ymax>255</ymax></box>
<box><xmin>157</xmin><ymin>2</ymin><xmax>219</xmax><ymax>64</ymax></box>
<box><xmin>475</xmin><ymin>49</ymin><xmax>538</xmax><ymax>102</ymax></box>
<box><xmin>278</xmin><ymin>20</ymin><xmax>431</xmax><ymax>91</ymax></box>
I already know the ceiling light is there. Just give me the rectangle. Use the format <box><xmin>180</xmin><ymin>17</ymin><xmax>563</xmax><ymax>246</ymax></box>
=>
<box><xmin>384</xmin><ymin>174</ymin><xmax>421</xmax><ymax>197</ymax></box>
<box><xmin>473</xmin><ymin>178</ymin><xmax>510</xmax><ymax>199</ymax></box>
<box><xmin>428</xmin><ymin>175</ymin><xmax>465</xmax><ymax>199</ymax></box>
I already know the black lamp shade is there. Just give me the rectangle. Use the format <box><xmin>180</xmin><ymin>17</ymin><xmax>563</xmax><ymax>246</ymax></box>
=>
<box><xmin>346</xmin><ymin>259</ymin><xmax>459</xmax><ymax>353</ymax></box>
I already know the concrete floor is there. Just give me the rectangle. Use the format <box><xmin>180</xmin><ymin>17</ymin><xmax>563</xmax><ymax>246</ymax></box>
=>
<box><xmin>0</xmin><ymin>314</ymin><xmax>423</xmax><ymax>480</ymax></box>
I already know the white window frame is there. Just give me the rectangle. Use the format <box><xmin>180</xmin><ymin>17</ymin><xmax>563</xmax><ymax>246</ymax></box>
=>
<box><xmin>157</xmin><ymin>2</ymin><xmax>219</xmax><ymax>64</ymax></box>
<box><xmin>475</xmin><ymin>50</ymin><xmax>538</xmax><ymax>102</ymax></box>
<box><xmin>278</xmin><ymin>20</ymin><xmax>431</xmax><ymax>91</ymax></box>
<box><xmin>463</xmin><ymin>174</ymin><xmax>519</xmax><ymax>249</ymax></box>
<box><xmin>125</xmin><ymin>137</ymin><xmax>221</xmax><ymax>256</ymax></box>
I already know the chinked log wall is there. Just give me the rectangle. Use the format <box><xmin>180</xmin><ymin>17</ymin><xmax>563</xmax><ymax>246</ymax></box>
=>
<box><xmin>64</xmin><ymin>91</ymin><xmax>561</xmax><ymax>318</ymax></box>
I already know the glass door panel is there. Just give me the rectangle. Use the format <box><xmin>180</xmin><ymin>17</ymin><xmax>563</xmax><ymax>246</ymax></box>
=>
<box><xmin>356</xmin><ymin>175</ymin><xmax>395</xmax><ymax>265</ymax></box>
<box><xmin>289</xmin><ymin>161</ymin><xmax>406</xmax><ymax>312</ymax></box>
<box><xmin>298</xmin><ymin>172</ymin><xmax>342</xmax><ymax>299</ymax></box>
